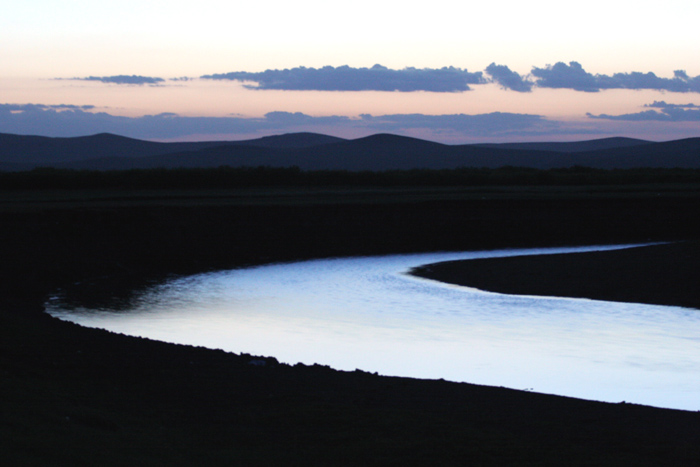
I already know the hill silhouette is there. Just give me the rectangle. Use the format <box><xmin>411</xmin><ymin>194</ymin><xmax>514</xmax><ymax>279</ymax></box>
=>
<box><xmin>0</xmin><ymin>132</ymin><xmax>344</xmax><ymax>170</ymax></box>
<box><xmin>474</xmin><ymin>136</ymin><xmax>650</xmax><ymax>153</ymax></box>
<box><xmin>2</xmin><ymin>131</ymin><xmax>699</xmax><ymax>171</ymax></box>
<box><xmin>556</xmin><ymin>138</ymin><xmax>700</xmax><ymax>169</ymax></box>
<box><xmin>0</xmin><ymin>132</ymin><xmax>219</xmax><ymax>165</ymax></box>
<box><xmin>241</xmin><ymin>132</ymin><xmax>345</xmax><ymax>148</ymax></box>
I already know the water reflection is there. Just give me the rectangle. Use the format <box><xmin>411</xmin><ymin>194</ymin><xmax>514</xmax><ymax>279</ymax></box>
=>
<box><xmin>46</xmin><ymin>245</ymin><xmax>700</xmax><ymax>410</ymax></box>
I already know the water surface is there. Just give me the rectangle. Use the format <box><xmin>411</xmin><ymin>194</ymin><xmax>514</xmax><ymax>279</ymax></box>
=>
<box><xmin>46</xmin><ymin>245</ymin><xmax>700</xmax><ymax>410</ymax></box>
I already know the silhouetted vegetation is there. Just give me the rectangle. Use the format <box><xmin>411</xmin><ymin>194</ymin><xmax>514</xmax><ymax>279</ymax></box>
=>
<box><xmin>3</xmin><ymin>165</ymin><xmax>700</xmax><ymax>190</ymax></box>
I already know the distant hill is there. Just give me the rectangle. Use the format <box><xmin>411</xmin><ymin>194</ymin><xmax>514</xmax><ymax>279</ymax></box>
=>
<box><xmin>1</xmin><ymin>132</ymin><xmax>699</xmax><ymax>171</ymax></box>
<box><xmin>0</xmin><ymin>132</ymin><xmax>345</xmax><ymax>169</ymax></box>
<box><xmin>552</xmin><ymin>138</ymin><xmax>700</xmax><ymax>169</ymax></box>
<box><xmin>0</xmin><ymin>133</ymin><xmax>223</xmax><ymax>167</ymax></box>
<box><xmin>474</xmin><ymin>137</ymin><xmax>651</xmax><ymax>153</ymax></box>
<box><xmin>238</xmin><ymin>132</ymin><xmax>345</xmax><ymax>148</ymax></box>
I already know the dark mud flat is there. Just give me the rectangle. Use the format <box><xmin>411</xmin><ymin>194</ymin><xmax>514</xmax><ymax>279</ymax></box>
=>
<box><xmin>411</xmin><ymin>241</ymin><xmax>700</xmax><ymax>310</ymax></box>
<box><xmin>2</xmin><ymin>188</ymin><xmax>700</xmax><ymax>465</ymax></box>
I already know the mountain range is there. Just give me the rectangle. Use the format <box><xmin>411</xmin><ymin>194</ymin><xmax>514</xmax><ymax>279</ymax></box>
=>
<box><xmin>1</xmin><ymin>132</ymin><xmax>699</xmax><ymax>171</ymax></box>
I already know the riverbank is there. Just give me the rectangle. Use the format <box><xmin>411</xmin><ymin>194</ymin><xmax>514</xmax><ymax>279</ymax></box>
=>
<box><xmin>410</xmin><ymin>241</ymin><xmax>700</xmax><ymax>310</ymax></box>
<box><xmin>2</xmin><ymin>187</ymin><xmax>700</xmax><ymax>465</ymax></box>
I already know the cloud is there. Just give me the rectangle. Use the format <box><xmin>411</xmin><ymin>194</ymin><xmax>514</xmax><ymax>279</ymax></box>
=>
<box><xmin>259</xmin><ymin>111</ymin><xmax>557</xmax><ymax>138</ymax></box>
<box><xmin>587</xmin><ymin>101</ymin><xmax>700</xmax><ymax>121</ymax></box>
<box><xmin>1</xmin><ymin>104</ymin><xmax>134</xmax><ymax>136</ymax></box>
<box><xmin>55</xmin><ymin>64</ymin><xmax>700</xmax><ymax>93</ymax></box>
<box><xmin>1</xmin><ymin>103</ymin><xmax>95</xmax><ymax>111</ymax></box>
<box><xmin>645</xmin><ymin>100</ymin><xmax>700</xmax><ymax>109</ymax></box>
<box><xmin>66</xmin><ymin>75</ymin><xmax>166</xmax><ymax>85</ymax></box>
<box><xmin>602</xmin><ymin>70</ymin><xmax>700</xmax><ymax>92</ymax></box>
<box><xmin>260</xmin><ymin>111</ymin><xmax>354</xmax><ymax>126</ymax></box>
<box><xmin>484</xmin><ymin>63</ymin><xmax>533</xmax><ymax>92</ymax></box>
<box><xmin>1</xmin><ymin>103</ymin><xmax>555</xmax><ymax>139</ymax></box>
<box><xmin>357</xmin><ymin>112</ymin><xmax>553</xmax><ymax>136</ymax></box>
<box><xmin>587</xmin><ymin>110</ymin><xmax>672</xmax><ymax>121</ymax></box>
<box><xmin>531</xmin><ymin>62</ymin><xmax>700</xmax><ymax>93</ymax></box>
<box><xmin>531</xmin><ymin>62</ymin><xmax>602</xmax><ymax>92</ymax></box>
<box><xmin>201</xmin><ymin>64</ymin><xmax>485</xmax><ymax>92</ymax></box>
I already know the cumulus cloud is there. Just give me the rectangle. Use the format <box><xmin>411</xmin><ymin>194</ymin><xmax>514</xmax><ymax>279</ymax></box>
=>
<box><xmin>602</xmin><ymin>69</ymin><xmax>700</xmax><ymax>92</ymax></box>
<box><xmin>531</xmin><ymin>62</ymin><xmax>700</xmax><ymax>93</ymax></box>
<box><xmin>201</xmin><ymin>62</ymin><xmax>700</xmax><ymax>94</ymax></box>
<box><xmin>484</xmin><ymin>63</ymin><xmax>533</xmax><ymax>92</ymax></box>
<box><xmin>587</xmin><ymin>101</ymin><xmax>700</xmax><ymax>121</ymax></box>
<box><xmin>67</xmin><ymin>75</ymin><xmax>166</xmax><ymax>85</ymax></box>
<box><xmin>1</xmin><ymin>103</ymin><xmax>556</xmax><ymax>139</ymax></box>
<box><xmin>531</xmin><ymin>62</ymin><xmax>602</xmax><ymax>92</ymax></box>
<box><xmin>201</xmin><ymin>64</ymin><xmax>485</xmax><ymax>92</ymax></box>
<box><xmin>56</xmin><ymin>63</ymin><xmax>700</xmax><ymax>94</ymax></box>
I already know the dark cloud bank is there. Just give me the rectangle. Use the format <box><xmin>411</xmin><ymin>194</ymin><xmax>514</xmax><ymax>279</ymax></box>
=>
<box><xmin>588</xmin><ymin>101</ymin><xmax>700</xmax><ymax>122</ymax></box>
<box><xmin>65</xmin><ymin>75</ymin><xmax>166</xmax><ymax>85</ymax></box>
<box><xmin>532</xmin><ymin>62</ymin><xmax>700</xmax><ymax>93</ymax></box>
<box><xmin>200</xmin><ymin>62</ymin><xmax>700</xmax><ymax>94</ymax></box>
<box><xmin>61</xmin><ymin>63</ymin><xmax>700</xmax><ymax>94</ymax></box>
<box><xmin>202</xmin><ymin>65</ymin><xmax>486</xmax><ymax>92</ymax></box>
<box><xmin>1</xmin><ymin>104</ymin><xmax>556</xmax><ymax>139</ymax></box>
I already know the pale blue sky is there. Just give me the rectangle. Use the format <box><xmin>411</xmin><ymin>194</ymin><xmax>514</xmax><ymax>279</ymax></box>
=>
<box><xmin>2</xmin><ymin>0</ymin><xmax>700</xmax><ymax>142</ymax></box>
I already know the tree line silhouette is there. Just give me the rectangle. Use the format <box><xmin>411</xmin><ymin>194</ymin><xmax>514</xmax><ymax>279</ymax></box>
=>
<box><xmin>3</xmin><ymin>165</ymin><xmax>700</xmax><ymax>190</ymax></box>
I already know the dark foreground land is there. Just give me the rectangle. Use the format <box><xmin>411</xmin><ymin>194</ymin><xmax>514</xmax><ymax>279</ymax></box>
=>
<box><xmin>3</xmin><ymin>183</ymin><xmax>700</xmax><ymax>465</ymax></box>
<box><xmin>411</xmin><ymin>241</ymin><xmax>700</xmax><ymax>310</ymax></box>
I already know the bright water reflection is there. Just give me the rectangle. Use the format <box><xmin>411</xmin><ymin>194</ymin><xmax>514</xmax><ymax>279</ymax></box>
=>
<box><xmin>46</xmin><ymin>245</ymin><xmax>700</xmax><ymax>410</ymax></box>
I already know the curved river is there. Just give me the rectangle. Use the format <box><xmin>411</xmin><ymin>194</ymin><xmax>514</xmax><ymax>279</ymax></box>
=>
<box><xmin>46</xmin><ymin>245</ymin><xmax>700</xmax><ymax>411</ymax></box>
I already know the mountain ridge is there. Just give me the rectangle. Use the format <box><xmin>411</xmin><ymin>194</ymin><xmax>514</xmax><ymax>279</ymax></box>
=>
<box><xmin>1</xmin><ymin>131</ymin><xmax>699</xmax><ymax>171</ymax></box>
<box><xmin>473</xmin><ymin>137</ymin><xmax>651</xmax><ymax>153</ymax></box>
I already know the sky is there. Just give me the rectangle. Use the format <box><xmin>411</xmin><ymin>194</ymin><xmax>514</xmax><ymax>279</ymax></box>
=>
<box><xmin>2</xmin><ymin>0</ymin><xmax>700</xmax><ymax>143</ymax></box>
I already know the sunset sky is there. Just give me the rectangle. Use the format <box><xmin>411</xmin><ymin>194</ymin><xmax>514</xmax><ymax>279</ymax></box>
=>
<box><xmin>3</xmin><ymin>0</ymin><xmax>700</xmax><ymax>143</ymax></box>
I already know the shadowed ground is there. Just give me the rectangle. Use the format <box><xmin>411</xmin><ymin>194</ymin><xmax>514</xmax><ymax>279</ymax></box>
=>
<box><xmin>2</xmin><ymin>187</ymin><xmax>700</xmax><ymax>465</ymax></box>
<box><xmin>411</xmin><ymin>241</ymin><xmax>700</xmax><ymax>310</ymax></box>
